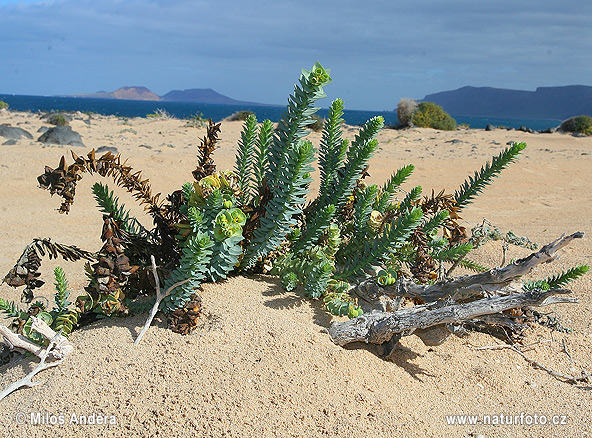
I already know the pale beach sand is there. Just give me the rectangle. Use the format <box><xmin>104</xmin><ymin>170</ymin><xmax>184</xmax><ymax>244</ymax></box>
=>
<box><xmin>0</xmin><ymin>110</ymin><xmax>591</xmax><ymax>437</ymax></box>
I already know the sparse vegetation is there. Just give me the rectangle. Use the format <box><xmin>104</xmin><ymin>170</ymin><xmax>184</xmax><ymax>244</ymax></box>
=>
<box><xmin>412</xmin><ymin>101</ymin><xmax>457</xmax><ymax>130</ymax></box>
<box><xmin>560</xmin><ymin>115</ymin><xmax>592</xmax><ymax>136</ymax></box>
<box><xmin>147</xmin><ymin>108</ymin><xmax>176</xmax><ymax>120</ymax></box>
<box><xmin>226</xmin><ymin>110</ymin><xmax>255</xmax><ymax>121</ymax></box>
<box><xmin>0</xmin><ymin>100</ymin><xmax>9</xmax><ymax>110</ymax></box>
<box><xmin>396</xmin><ymin>98</ymin><xmax>418</xmax><ymax>127</ymax></box>
<box><xmin>185</xmin><ymin>112</ymin><xmax>208</xmax><ymax>128</ymax></box>
<box><xmin>306</xmin><ymin>113</ymin><xmax>324</xmax><ymax>132</ymax></box>
<box><xmin>47</xmin><ymin>114</ymin><xmax>69</xmax><ymax>126</ymax></box>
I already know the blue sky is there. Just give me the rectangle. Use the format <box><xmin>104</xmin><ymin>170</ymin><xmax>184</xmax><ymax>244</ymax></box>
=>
<box><xmin>1</xmin><ymin>0</ymin><xmax>590</xmax><ymax>111</ymax></box>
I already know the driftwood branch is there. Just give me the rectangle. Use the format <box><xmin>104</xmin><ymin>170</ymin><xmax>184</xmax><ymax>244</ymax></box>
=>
<box><xmin>0</xmin><ymin>318</ymin><xmax>73</xmax><ymax>401</ymax></box>
<box><xmin>352</xmin><ymin>232</ymin><xmax>584</xmax><ymax>305</ymax></box>
<box><xmin>1</xmin><ymin>326</ymin><xmax>44</xmax><ymax>358</ymax></box>
<box><xmin>134</xmin><ymin>255</ymin><xmax>190</xmax><ymax>345</ymax></box>
<box><xmin>328</xmin><ymin>288</ymin><xmax>576</xmax><ymax>346</ymax></box>
<box><xmin>0</xmin><ymin>317</ymin><xmax>72</xmax><ymax>360</ymax></box>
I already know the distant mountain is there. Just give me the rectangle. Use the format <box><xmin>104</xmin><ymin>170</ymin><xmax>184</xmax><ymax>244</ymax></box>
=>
<box><xmin>72</xmin><ymin>86</ymin><xmax>160</xmax><ymax>101</ymax></box>
<box><xmin>69</xmin><ymin>86</ymin><xmax>269</xmax><ymax>106</ymax></box>
<box><xmin>111</xmin><ymin>86</ymin><xmax>160</xmax><ymax>101</ymax></box>
<box><xmin>160</xmin><ymin>88</ymin><xmax>267</xmax><ymax>106</ymax></box>
<box><xmin>422</xmin><ymin>85</ymin><xmax>592</xmax><ymax>120</ymax></box>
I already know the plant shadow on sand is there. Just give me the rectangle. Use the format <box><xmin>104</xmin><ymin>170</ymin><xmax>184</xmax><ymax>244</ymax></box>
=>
<box><xmin>343</xmin><ymin>340</ymin><xmax>436</xmax><ymax>382</ymax></box>
<box><xmin>259</xmin><ymin>277</ymin><xmax>333</xmax><ymax>328</ymax></box>
<box><xmin>259</xmin><ymin>275</ymin><xmax>434</xmax><ymax>380</ymax></box>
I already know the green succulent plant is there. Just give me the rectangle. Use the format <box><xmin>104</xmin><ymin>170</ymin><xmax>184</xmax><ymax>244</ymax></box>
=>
<box><xmin>2</xmin><ymin>61</ymin><xmax>587</xmax><ymax>342</ymax></box>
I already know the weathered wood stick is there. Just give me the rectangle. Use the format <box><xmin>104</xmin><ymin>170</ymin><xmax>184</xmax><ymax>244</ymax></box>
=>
<box><xmin>0</xmin><ymin>326</ymin><xmax>44</xmax><ymax>358</ymax></box>
<box><xmin>0</xmin><ymin>317</ymin><xmax>72</xmax><ymax>360</ymax></box>
<box><xmin>0</xmin><ymin>333</ymin><xmax>65</xmax><ymax>401</ymax></box>
<box><xmin>353</xmin><ymin>232</ymin><xmax>584</xmax><ymax>303</ymax></box>
<box><xmin>0</xmin><ymin>318</ymin><xmax>73</xmax><ymax>401</ymax></box>
<box><xmin>328</xmin><ymin>288</ymin><xmax>577</xmax><ymax>346</ymax></box>
<box><xmin>134</xmin><ymin>255</ymin><xmax>190</xmax><ymax>345</ymax></box>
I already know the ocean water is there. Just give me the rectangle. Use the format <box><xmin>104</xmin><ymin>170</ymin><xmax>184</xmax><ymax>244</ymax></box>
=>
<box><xmin>0</xmin><ymin>94</ymin><xmax>562</xmax><ymax>130</ymax></box>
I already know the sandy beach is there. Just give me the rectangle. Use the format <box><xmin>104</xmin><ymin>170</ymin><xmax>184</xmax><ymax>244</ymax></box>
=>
<box><xmin>0</xmin><ymin>110</ymin><xmax>591</xmax><ymax>437</ymax></box>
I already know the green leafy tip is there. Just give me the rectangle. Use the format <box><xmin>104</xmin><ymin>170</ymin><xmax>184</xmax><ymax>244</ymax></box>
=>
<box><xmin>524</xmin><ymin>264</ymin><xmax>589</xmax><ymax>291</ymax></box>
<box><xmin>454</xmin><ymin>142</ymin><xmax>526</xmax><ymax>210</ymax></box>
<box><xmin>53</xmin><ymin>266</ymin><xmax>71</xmax><ymax>311</ymax></box>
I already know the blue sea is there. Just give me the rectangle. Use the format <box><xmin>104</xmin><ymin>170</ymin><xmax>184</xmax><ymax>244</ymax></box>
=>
<box><xmin>0</xmin><ymin>94</ymin><xmax>562</xmax><ymax>131</ymax></box>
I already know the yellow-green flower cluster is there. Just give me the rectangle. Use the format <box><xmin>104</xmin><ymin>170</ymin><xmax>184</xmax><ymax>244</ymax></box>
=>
<box><xmin>368</xmin><ymin>210</ymin><xmax>383</xmax><ymax>232</ymax></box>
<box><xmin>377</xmin><ymin>268</ymin><xmax>397</xmax><ymax>286</ymax></box>
<box><xmin>309</xmin><ymin>63</ymin><xmax>331</xmax><ymax>87</ymax></box>
<box><xmin>213</xmin><ymin>208</ymin><xmax>246</xmax><ymax>241</ymax></box>
<box><xmin>190</xmin><ymin>171</ymin><xmax>241</xmax><ymax>206</ymax></box>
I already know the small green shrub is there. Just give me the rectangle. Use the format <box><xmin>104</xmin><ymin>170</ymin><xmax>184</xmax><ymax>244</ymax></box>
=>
<box><xmin>560</xmin><ymin>115</ymin><xmax>592</xmax><ymax>136</ymax></box>
<box><xmin>0</xmin><ymin>100</ymin><xmax>9</xmax><ymax>110</ymax></box>
<box><xmin>412</xmin><ymin>102</ymin><xmax>457</xmax><ymax>131</ymax></box>
<box><xmin>47</xmin><ymin>114</ymin><xmax>68</xmax><ymax>126</ymax></box>
<box><xmin>185</xmin><ymin>112</ymin><xmax>208</xmax><ymax>128</ymax></box>
<box><xmin>306</xmin><ymin>113</ymin><xmax>324</xmax><ymax>132</ymax></box>
<box><xmin>227</xmin><ymin>110</ymin><xmax>255</xmax><ymax>122</ymax></box>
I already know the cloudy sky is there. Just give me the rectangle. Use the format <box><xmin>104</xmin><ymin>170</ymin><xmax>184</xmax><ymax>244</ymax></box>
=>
<box><xmin>1</xmin><ymin>0</ymin><xmax>590</xmax><ymax>111</ymax></box>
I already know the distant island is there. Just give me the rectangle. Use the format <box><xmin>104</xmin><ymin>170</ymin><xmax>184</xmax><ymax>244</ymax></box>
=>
<box><xmin>422</xmin><ymin>85</ymin><xmax>592</xmax><ymax>120</ymax></box>
<box><xmin>69</xmin><ymin>86</ymin><xmax>270</xmax><ymax>106</ymax></box>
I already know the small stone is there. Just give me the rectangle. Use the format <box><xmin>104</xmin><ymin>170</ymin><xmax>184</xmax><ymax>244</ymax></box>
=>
<box><xmin>96</xmin><ymin>145</ymin><xmax>119</xmax><ymax>154</ymax></box>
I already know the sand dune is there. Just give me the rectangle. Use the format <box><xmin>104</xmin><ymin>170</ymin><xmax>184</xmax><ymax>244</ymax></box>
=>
<box><xmin>0</xmin><ymin>110</ymin><xmax>591</xmax><ymax>437</ymax></box>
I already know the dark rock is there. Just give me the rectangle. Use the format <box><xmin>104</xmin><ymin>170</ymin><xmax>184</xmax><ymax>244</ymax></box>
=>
<box><xmin>518</xmin><ymin>126</ymin><xmax>538</xmax><ymax>134</ymax></box>
<box><xmin>540</xmin><ymin>127</ymin><xmax>558</xmax><ymax>134</ymax></box>
<box><xmin>0</xmin><ymin>124</ymin><xmax>34</xmax><ymax>140</ymax></box>
<box><xmin>96</xmin><ymin>146</ymin><xmax>118</xmax><ymax>154</ymax></box>
<box><xmin>485</xmin><ymin>124</ymin><xmax>496</xmax><ymax>131</ymax></box>
<box><xmin>37</xmin><ymin>126</ymin><xmax>84</xmax><ymax>146</ymax></box>
<box><xmin>37</xmin><ymin>126</ymin><xmax>49</xmax><ymax>133</ymax></box>
<box><xmin>2</xmin><ymin>139</ymin><xmax>18</xmax><ymax>145</ymax></box>
<box><xmin>139</xmin><ymin>144</ymin><xmax>152</xmax><ymax>149</ymax></box>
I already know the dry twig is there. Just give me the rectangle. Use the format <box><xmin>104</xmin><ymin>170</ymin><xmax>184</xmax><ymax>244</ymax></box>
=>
<box><xmin>134</xmin><ymin>255</ymin><xmax>190</xmax><ymax>345</ymax></box>
<box><xmin>0</xmin><ymin>321</ymin><xmax>73</xmax><ymax>401</ymax></box>
<box><xmin>475</xmin><ymin>342</ymin><xmax>590</xmax><ymax>385</ymax></box>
